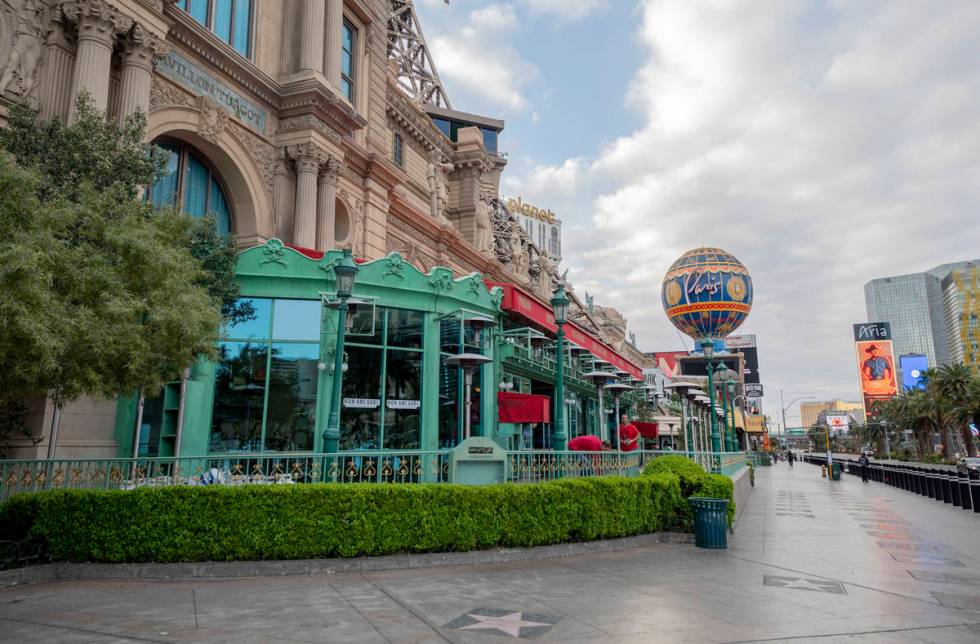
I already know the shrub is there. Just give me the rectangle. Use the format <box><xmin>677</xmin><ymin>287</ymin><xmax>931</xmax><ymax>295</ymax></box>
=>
<box><xmin>643</xmin><ymin>455</ymin><xmax>736</xmax><ymax>528</ymax></box>
<box><xmin>0</xmin><ymin>474</ymin><xmax>687</xmax><ymax>564</ymax></box>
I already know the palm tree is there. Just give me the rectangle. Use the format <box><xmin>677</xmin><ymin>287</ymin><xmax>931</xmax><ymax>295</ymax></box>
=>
<box><xmin>933</xmin><ymin>363</ymin><xmax>977</xmax><ymax>457</ymax></box>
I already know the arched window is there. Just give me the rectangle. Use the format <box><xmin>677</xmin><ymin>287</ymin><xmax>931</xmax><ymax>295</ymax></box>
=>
<box><xmin>146</xmin><ymin>141</ymin><xmax>232</xmax><ymax>235</ymax></box>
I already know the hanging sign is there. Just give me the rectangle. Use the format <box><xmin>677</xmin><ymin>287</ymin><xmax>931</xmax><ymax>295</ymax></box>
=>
<box><xmin>343</xmin><ymin>398</ymin><xmax>380</xmax><ymax>409</ymax></box>
<box><xmin>386</xmin><ymin>399</ymin><xmax>420</xmax><ymax>410</ymax></box>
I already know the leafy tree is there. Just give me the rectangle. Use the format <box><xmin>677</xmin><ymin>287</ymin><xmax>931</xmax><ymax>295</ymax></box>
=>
<box><xmin>0</xmin><ymin>96</ymin><xmax>250</xmax><ymax>448</ymax></box>
<box><xmin>933</xmin><ymin>363</ymin><xmax>977</xmax><ymax>457</ymax></box>
<box><xmin>0</xmin><ymin>97</ymin><xmax>252</xmax><ymax>324</ymax></box>
<box><xmin>0</xmin><ymin>153</ymin><xmax>220</xmax><ymax>408</ymax></box>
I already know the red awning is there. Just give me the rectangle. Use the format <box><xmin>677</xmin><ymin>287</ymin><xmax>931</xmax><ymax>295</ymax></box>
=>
<box><xmin>498</xmin><ymin>392</ymin><xmax>551</xmax><ymax>423</ymax></box>
<box><xmin>634</xmin><ymin>422</ymin><xmax>659</xmax><ymax>439</ymax></box>
<box><xmin>486</xmin><ymin>281</ymin><xmax>644</xmax><ymax>379</ymax></box>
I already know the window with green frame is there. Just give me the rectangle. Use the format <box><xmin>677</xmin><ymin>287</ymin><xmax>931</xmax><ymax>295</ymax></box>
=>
<box><xmin>211</xmin><ymin>298</ymin><xmax>322</xmax><ymax>453</ymax></box>
<box><xmin>340</xmin><ymin>307</ymin><xmax>424</xmax><ymax>450</ymax></box>
<box><xmin>439</xmin><ymin>319</ymin><xmax>488</xmax><ymax>448</ymax></box>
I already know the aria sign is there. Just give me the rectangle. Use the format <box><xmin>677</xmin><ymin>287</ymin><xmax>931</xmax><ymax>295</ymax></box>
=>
<box><xmin>853</xmin><ymin>322</ymin><xmax>891</xmax><ymax>342</ymax></box>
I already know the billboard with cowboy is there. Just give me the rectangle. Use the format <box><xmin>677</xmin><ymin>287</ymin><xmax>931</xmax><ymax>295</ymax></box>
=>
<box><xmin>854</xmin><ymin>323</ymin><xmax>898</xmax><ymax>418</ymax></box>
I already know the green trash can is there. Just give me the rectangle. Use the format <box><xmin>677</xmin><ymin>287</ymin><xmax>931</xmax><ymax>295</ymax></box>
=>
<box><xmin>689</xmin><ymin>497</ymin><xmax>730</xmax><ymax>549</ymax></box>
<box><xmin>831</xmin><ymin>462</ymin><xmax>842</xmax><ymax>481</ymax></box>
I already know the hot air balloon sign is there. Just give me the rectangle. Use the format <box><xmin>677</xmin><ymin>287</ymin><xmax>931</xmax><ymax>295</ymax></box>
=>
<box><xmin>662</xmin><ymin>247</ymin><xmax>753</xmax><ymax>341</ymax></box>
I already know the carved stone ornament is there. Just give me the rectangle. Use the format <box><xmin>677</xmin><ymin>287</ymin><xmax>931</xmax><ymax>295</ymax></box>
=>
<box><xmin>197</xmin><ymin>95</ymin><xmax>229</xmax><ymax>144</ymax></box>
<box><xmin>61</xmin><ymin>0</ymin><xmax>133</xmax><ymax>41</ymax></box>
<box><xmin>279</xmin><ymin>114</ymin><xmax>342</xmax><ymax>144</ymax></box>
<box><xmin>0</xmin><ymin>0</ymin><xmax>44</xmax><ymax>98</ymax></box>
<box><xmin>227</xmin><ymin>121</ymin><xmax>275</xmax><ymax>198</ymax></box>
<box><xmin>149</xmin><ymin>76</ymin><xmax>192</xmax><ymax>110</ymax></box>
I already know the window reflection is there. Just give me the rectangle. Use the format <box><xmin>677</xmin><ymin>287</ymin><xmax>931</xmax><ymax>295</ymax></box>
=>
<box><xmin>340</xmin><ymin>345</ymin><xmax>382</xmax><ymax>449</ymax></box>
<box><xmin>263</xmin><ymin>343</ymin><xmax>319</xmax><ymax>451</ymax></box>
<box><xmin>210</xmin><ymin>342</ymin><xmax>267</xmax><ymax>452</ymax></box>
<box><xmin>384</xmin><ymin>350</ymin><xmax>421</xmax><ymax>449</ymax></box>
<box><xmin>272</xmin><ymin>299</ymin><xmax>321</xmax><ymax>341</ymax></box>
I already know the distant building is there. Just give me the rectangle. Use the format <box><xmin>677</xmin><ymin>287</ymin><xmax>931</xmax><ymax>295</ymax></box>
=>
<box><xmin>801</xmin><ymin>401</ymin><xmax>865</xmax><ymax>430</ymax></box>
<box><xmin>864</xmin><ymin>260</ymin><xmax>980</xmax><ymax>378</ymax></box>
<box><xmin>942</xmin><ymin>263</ymin><xmax>980</xmax><ymax>371</ymax></box>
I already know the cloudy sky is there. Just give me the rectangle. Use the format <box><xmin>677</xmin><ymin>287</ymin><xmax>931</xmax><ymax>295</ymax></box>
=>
<box><xmin>415</xmin><ymin>0</ymin><xmax>980</xmax><ymax>426</ymax></box>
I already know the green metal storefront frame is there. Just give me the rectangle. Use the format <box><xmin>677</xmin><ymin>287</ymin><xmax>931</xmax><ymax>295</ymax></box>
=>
<box><xmin>115</xmin><ymin>240</ymin><xmax>504</xmax><ymax>458</ymax></box>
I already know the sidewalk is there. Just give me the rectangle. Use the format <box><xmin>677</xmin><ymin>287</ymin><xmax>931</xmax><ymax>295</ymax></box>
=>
<box><xmin>2</xmin><ymin>465</ymin><xmax>979</xmax><ymax>643</ymax></box>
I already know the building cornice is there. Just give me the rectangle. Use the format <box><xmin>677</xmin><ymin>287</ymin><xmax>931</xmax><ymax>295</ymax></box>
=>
<box><xmin>165</xmin><ymin>9</ymin><xmax>280</xmax><ymax>110</ymax></box>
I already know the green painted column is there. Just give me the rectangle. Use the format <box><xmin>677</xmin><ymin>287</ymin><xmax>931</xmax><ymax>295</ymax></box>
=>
<box><xmin>551</xmin><ymin>325</ymin><xmax>567</xmax><ymax>450</ymax></box>
<box><xmin>420</xmin><ymin>312</ymin><xmax>442</xmax><ymax>452</ymax></box>
<box><xmin>706</xmin><ymin>361</ymin><xmax>721</xmax><ymax>453</ymax></box>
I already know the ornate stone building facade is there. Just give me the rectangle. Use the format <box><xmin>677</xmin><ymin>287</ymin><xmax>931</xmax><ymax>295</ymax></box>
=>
<box><xmin>1</xmin><ymin>0</ymin><xmax>650</xmax><ymax>457</ymax></box>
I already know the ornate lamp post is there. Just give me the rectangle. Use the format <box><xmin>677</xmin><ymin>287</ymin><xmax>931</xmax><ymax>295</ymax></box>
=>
<box><xmin>700</xmin><ymin>338</ymin><xmax>722</xmax><ymax>453</ymax></box>
<box><xmin>726</xmin><ymin>378</ymin><xmax>737</xmax><ymax>451</ymax></box>
<box><xmin>550</xmin><ymin>282</ymin><xmax>570</xmax><ymax>450</ymax></box>
<box><xmin>324</xmin><ymin>249</ymin><xmax>359</xmax><ymax>453</ymax></box>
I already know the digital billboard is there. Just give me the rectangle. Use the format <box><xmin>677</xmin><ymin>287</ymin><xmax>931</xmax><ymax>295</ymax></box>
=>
<box><xmin>725</xmin><ymin>335</ymin><xmax>756</xmax><ymax>349</ymax></box>
<box><xmin>825</xmin><ymin>412</ymin><xmax>850</xmax><ymax>434</ymax></box>
<box><xmin>854</xmin><ymin>322</ymin><xmax>897</xmax><ymax>418</ymax></box>
<box><xmin>899</xmin><ymin>354</ymin><xmax>928</xmax><ymax>391</ymax></box>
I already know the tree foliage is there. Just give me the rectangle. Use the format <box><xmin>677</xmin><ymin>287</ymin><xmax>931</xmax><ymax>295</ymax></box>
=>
<box><xmin>0</xmin><ymin>96</ymin><xmax>248</xmax><ymax>432</ymax></box>
<box><xmin>877</xmin><ymin>364</ymin><xmax>980</xmax><ymax>459</ymax></box>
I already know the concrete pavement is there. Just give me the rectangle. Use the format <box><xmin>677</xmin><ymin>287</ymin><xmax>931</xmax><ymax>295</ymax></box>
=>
<box><xmin>2</xmin><ymin>463</ymin><xmax>980</xmax><ymax>642</ymax></box>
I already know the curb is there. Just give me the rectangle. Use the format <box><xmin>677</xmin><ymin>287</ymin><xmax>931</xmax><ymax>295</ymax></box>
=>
<box><xmin>0</xmin><ymin>532</ymin><xmax>694</xmax><ymax>589</ymax></box>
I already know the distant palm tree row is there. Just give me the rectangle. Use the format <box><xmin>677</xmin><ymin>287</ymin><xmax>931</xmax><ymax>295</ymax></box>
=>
<box><xmin>875</xmin><ymin>363</ymin><xmax>980</xmax><ymax>459</ymax></box>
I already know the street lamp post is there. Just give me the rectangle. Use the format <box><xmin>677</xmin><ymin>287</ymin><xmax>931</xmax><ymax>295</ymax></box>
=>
<box><xmin>779</xmin><ymin>389</ymin><xmax>815</xmax><ymax>455</ymax></box>
<box><xmin>550</xmin><ymin>282</ymin><xmax>570</xmax><ymax>450</ymax></box>
<box><xmin>701</xmin><ymin>339</ymin><xmax>722</xmax><ymax>453</ymax></box>
<box><xmin>324</xmin><ymin>249</ymin><xmax>359</xmax><ymax>454</ymax></box>
<box><xmin>726</xmin><ymin>378</ymin><xmax>737</xmax><ymax>451</ymax></box>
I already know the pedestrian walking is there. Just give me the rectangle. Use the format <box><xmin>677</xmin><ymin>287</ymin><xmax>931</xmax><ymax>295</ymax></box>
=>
<box><xmin>858</xmin><ymin>452</ymin><xmax>870</xmax><ymax>483</ymax></box>
<box><xmin>787</xmin><ymin>450</ymin><xmax>795</xmax><ymax>467</ymax></box>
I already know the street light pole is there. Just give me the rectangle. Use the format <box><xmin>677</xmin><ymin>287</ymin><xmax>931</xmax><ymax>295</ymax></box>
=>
<box><xmin>727</xmin><ymin>380</ymin><xmax>737</xmax><ymax>451</ymax></box>
<box><xmin>551</xmin><ymin>282</ymin><xmax>570</xmax><ymax>451</ymax></box>
<box><xmin>780</xmin><ymin>391</ymin><xmax>815</xmax><ymax>451</ymax></box>
<box><xmin>324</xmin><ymin>249</ymin><xmax>359</xmax><ymax>454</ymax></box>
<box><xmin>701</xmin><ymin>339</ymin><xmax>721</xmax><ymax>453</ymax></box>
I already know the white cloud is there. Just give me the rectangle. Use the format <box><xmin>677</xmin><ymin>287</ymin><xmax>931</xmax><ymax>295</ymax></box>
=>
<box><xmin>521</xmin><ymin>0</ymin><xmax>608</xmax><ymax>21</ymax></box>
<box><xmin>505</xmin><ymin>0</ymin><xmax>980</xmax><ymax>420</ymax></box>
<box><xmin>427</xmin><ymin>3</ymin><xmax>538</xmax><ymax>111</ymax></box>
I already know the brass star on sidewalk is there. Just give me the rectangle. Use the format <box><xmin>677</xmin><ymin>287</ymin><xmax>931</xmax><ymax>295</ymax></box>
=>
<box><xmin>458</xmin><ymin>611</ymin><xmax>552</xmax><ymax>637</ymax></box>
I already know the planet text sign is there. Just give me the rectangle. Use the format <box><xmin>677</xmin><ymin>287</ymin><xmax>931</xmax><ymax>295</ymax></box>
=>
<box><xmin>854</xmin><ymin>322</ymin><xmax>897</xmax><ymax>419</ymax></box>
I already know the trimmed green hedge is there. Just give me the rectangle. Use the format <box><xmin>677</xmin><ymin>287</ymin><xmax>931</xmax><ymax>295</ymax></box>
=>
<box><xmin>0</xmin><ymin>456</ymin><xmax>737</xmax><ymax>563</ymax></box>
<box><xmin>643</xmin><ymin>456</ymin><xmax>736</xmax><ymax>527</ymax></box>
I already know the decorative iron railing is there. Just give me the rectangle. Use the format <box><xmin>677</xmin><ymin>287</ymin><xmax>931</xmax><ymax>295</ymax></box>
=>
<box><xmin>0</xmin><ymin>451</ymin><xmax>451</xmax><ymax>501</ymax></box>
<box><xmin>0</xmin><ymin>450</ymin><xmax>749</xmax><ymax>499</ymax></box>
<box><xmin>506</xmin><ymin>450</ymin><xmax>642</xmax><ymax>483</ymax></box>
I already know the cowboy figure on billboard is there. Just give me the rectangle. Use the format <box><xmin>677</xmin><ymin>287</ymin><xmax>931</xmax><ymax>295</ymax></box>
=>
<box><xmin>862</xmin><ymin>344</ymin><xmax>892</xmax><ymax>382</ymax></box>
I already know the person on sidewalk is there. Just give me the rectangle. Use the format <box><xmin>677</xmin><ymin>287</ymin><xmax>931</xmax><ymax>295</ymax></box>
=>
<box><xmin>787</xmin><ymin>450</ymin><xmax>795</xmax><ymax>467</ymax></box>
<box><xmin>858</xmin><ymin>452</ymin><xmax>870</xmax><ymax>482</ymax></box>
<box><xmin>619</xmin><ymin>415</ymin><xmax>640</xmax><ymax>452</ymax></box>
<box><xmin>568</xmin><ymin>434</ymin><xmax>605</xmax><ymax>476</ymax></box>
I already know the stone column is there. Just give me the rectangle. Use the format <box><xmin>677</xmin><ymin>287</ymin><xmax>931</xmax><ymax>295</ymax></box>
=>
<box><xmin>118</xmin><ymin>25</ymin><xmax>169</xmax><ymax>120</ymax></box>
<box><xmin>324</xmin><ymin>0</ymin><xmax>343</xmax><ymax>88</ymax></box>
<box><xmin>316</xmin><ymin>158</ymin><xmax>339</xmax><ymax>250</ymax></box>
<box><xmin>299</xmin><ymin>0</ymin><xmax>325</xmax><ymax>73</ymax></box>
<box><xmin>290</xmin><ymin>144</ymin><xmax>326</xmax><ymax>249</ymax></box>
<box><xmin>63</xmin><ymin>1</ymin><xmax>133</xmax><ymax>119</ymax></box>
<box><xmin>39</xmin><ymin>17</ymin><xmax>75</xmax><ymax>121</ymax></box>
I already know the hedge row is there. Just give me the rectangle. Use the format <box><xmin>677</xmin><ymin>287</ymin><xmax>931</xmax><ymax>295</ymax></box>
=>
<box><xmin>0</xmin><ymin>459</ymin><xmax>736</xmax><ymax>564</ymax></box>
<box><xmin>643</xmin><ymin>455</ymin><xmax>736</xmax><ymax>527</ymax></box>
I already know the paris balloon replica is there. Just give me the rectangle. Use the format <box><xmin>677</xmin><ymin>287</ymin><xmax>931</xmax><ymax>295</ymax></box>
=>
<box><xmin>662</xmin><ymin>247</ymin><xmax>754</xmax><ymax>454</ymax></box>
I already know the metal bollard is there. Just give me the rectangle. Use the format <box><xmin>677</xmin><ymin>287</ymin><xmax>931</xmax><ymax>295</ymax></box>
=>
<box><xmin>960</xmin><ymin>470</ymin><xmax>972</xmax><ymax>511</ymax></box>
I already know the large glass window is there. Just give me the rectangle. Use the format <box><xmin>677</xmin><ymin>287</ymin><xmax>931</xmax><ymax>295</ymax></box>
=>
<box><xmin>341</xmin><ymin>20</ymin><xmax>356</xmax><ymax>102</ymax></box>
<box><xmin>340</xmin><ymin>307</ymin><xmax>424</xmax><ymax>450</ymax></box>
<box><xmin>177</xmin><ymin>0</ymin><xmax>252</xmax><ymax>57</ymax></box>
<box><xmin>211</xmin><ymin>298</ymin><xmax>322</xmax><ymax>452</ymax></box>
<box><xmin>147</xmin><ymin>141</ymin><xmax>232</xmax><ymax>235</ymax></box>
<box><xmin>439</xmin><ymin>319</ymin><xmax>488</xmax><ymax>448</ymax></box>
